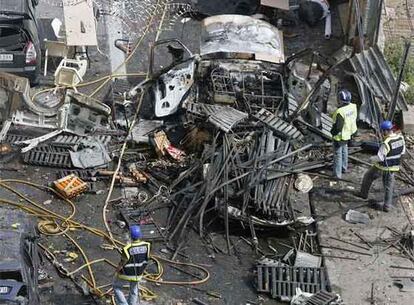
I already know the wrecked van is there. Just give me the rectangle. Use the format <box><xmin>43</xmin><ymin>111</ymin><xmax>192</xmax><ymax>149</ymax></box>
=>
<box><xmin>0</xmin><ymin>0</ymin><xmax>41</xmax><ymax>85</ymax></box>
<box><xmin>146</xmin><ymin>15</ymin><xmax>286</xmax><ymax>119</ymax></box>
<box><xmin>132</xmin><ymin>15</ymin><xmax>353</xmax><ymax>227</ymax></box>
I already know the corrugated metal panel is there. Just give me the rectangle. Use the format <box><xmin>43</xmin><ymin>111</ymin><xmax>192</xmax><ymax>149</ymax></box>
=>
<box><xmin>350</xmin><ymin>45</ymin><xmax>408</xmax><ymax>127</ymax></box>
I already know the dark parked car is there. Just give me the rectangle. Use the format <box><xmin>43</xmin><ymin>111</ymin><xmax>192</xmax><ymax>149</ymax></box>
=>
<box><xmin>0</xmin><ymin>207</ymin><xmax>40</xmax><ymax>305</ymax></box>
<box><xmin>0</xmin><ymin>0</ymin><xmax>41</xmax><ymax>85</ymax></box>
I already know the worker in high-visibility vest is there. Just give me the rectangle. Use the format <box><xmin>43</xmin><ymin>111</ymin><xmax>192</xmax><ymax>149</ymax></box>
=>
<box><xmin>359</xmin><ymin>120</ymin><xmax>406</xmax><ymax>212</ymax></box>
<box><xmin>331</xmin><ymin>89</ymin><xmax>358</xmax><ymax>178</ymax></box>
<box><xmin>113</xmin><ymin>225</ymin><xmax>150</xmax><ymax>305</ymax></box>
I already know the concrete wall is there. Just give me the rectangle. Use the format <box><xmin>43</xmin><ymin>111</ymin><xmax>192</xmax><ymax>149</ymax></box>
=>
<box><xmin>383</xmin><ymin>0</ymin><xmax>414</xmax><ymax>47</ymax></box>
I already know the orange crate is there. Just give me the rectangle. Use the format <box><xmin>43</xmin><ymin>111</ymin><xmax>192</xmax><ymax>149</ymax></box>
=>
<box><xmin>53</xmin><ymin>174</ymin><xmax>88</xmax><ymax>199</ymax></box>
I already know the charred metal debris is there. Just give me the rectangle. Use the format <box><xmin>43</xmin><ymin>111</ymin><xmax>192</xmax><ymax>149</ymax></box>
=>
<box><xmin>0</xmin><ymin>13</ymin><xmax>393</xmax><ymax>302</ymax></box>
<box><xmin>141</xmin><ymin>37</ymin><xmax>354</xmax><ymax>245</ymax></box>
<box><xmin>0</xmin><ymin>16</ymin><xmax>356</xmax><ymax>226</ymax></box>
<box><xmin>0</xmin><ymin>17</ymin><xmax>356</xmax><ymax>238</ymax></box>
<box><xmin>257</xmin><ymin>229</ymin><xmax>332</xmax><ymax>302</ymax></box>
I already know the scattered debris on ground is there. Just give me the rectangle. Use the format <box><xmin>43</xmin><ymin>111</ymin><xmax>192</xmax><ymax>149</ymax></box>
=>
<box><xmin>0</xmin><ymin>1</ymin><xmax>413</xmax><ymax>305</ymax></box>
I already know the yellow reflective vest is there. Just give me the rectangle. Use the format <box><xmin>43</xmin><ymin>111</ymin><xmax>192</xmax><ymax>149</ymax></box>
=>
<box><xmin>375</xmin><ymin>133</ymin><xmax>406</xmax><ymax>172</ymax></box>
<box><xmin>332</xmin><ymin>103</ymin><xmax>358</xmax><ymax>141</ymax></box>
<box><xmin>117</xmin><ymin>241</ymin><xmax>151</xmax><ymax>282</ymax></box>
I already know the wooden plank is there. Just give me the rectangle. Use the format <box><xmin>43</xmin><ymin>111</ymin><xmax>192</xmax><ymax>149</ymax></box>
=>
<box><xmin>63</xmin><ymin>0</ymin><xmax>97</xmax><ymax>46</ymax></box>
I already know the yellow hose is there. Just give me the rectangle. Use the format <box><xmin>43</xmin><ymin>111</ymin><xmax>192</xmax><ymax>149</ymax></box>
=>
<box><xmin>0</xmin><ymin>178</ymin><xmax>210</xmax><ymax>301</ymax></box>
<box><xmin>64</xmin><ymin>232</ymin><xmax>97</xmax><ymax>290</ymax></box>
<box><xmin>30</xmin><ymin>72</ymin><xmax>146</xmax><ymax>102</ymax></box>
<box><xmin>0</xmin><ymin>180</ymin><xmax>123</xmax><ymax>244</ymax></box>
<box><xmin>0</xmin><ymin>2</ymin><xmax>211</xmax><ymax>302</ymax></box>
<box><xmin>101</xmin><ymin>0</ymin><xmax>166</xmax><ymax>245</ymax></box>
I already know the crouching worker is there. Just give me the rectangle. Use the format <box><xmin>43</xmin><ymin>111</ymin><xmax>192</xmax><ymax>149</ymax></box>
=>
<box><xmin>113</xmin><ymin>225</ymin><xmax>150</xmax><ymax>305</ymax></box>
<box><xmin>359</xmin><ymin>120</ymin><xmax>406</xmax><ymax>212</ymax></box>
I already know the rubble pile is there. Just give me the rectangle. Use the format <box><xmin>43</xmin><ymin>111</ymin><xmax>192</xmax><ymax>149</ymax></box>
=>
<box><xmin>0</xmin><ymin>17</ymin><xmax>356</xmax><ymax>243</ymax></box>
<box><xmin>0</xmin><ymin>15</ymin><xmax>364</xmax><ymax>280</ymax></box>
<box><xmin>0</xmin><ymin>20</ymin><xmax>356</xmax><ymax>301</ymax></box>
<box><xmin>118</xmin><ymin>25</ymin><xmax>357</xmax><ymax>246</ymax></box>
<box><xmin>1</xmin><ymin>2</ymin><xmax>413</xmax><ymax>303</ymax></box>
<box><xmin>0</xmin><ymin>73</ymin><xmax>114</xmax><ymax>170</ymax></box>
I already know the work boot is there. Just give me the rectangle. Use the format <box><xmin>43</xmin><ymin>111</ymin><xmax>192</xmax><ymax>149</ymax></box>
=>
<box><xmin>371</xmin><ymin>202</ymin><xmax>386</xmax><ymax>212</ymax></box>
<box><xmin>354</xmin><ymin>191</ymin><xmax>369</xmax><ymax>201</ymax></box>
<box><xmin>383</xmin><ymin>205</ymin><xmax>391</xmax><ymax>213</ymax></box>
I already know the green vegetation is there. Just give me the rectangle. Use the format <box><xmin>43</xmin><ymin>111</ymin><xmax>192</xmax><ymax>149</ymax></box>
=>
<box><xmin>384</xmin><ymin>39</ymin><xmax>414</xmax><ymax>103</ymax></box>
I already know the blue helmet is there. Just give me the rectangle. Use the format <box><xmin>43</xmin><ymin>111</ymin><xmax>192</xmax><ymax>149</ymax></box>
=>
<box><xmin>338</xmin><ymin>89</ymin><xmax>352</xmax><ymax>103</ymax></box>
<box><xmin>380</xmin><ymin>120</ymin><xmax>393</xmax><ymax>130</ymax></box>
<box><xmin>130</xmin><ymin>225</ymin><xmax>142</xmax><ymax>240</ymax></box>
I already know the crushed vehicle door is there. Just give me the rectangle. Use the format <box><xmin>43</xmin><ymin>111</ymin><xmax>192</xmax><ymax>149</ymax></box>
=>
<box><xmin>148</xmin><ymin>39</ymin><xmax>196</xmax><ymax>118</ymax></box>
<box><xmin>153</xmin><ymin>60</ymin><xmax>195</xmax><ymax>117</ymax></box>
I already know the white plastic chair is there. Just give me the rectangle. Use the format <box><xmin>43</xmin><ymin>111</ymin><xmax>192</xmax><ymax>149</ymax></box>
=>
<box><xmin>43</xmin><ymin>40</ymin><xmax>70</xmax><ymax>76</ymax></box>
<box><xmin>54</xmin><ymin>58</ymin><xmax>87</xmax><ymax>91</ymax></box>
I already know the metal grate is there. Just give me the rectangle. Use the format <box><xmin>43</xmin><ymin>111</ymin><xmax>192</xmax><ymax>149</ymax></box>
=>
<box><xmin>211</xmin><ymin>69</ymin><xmax>235</xmax><ymax>96</ymax></box>
<box><xmin>305</xmin><ymin>290</ymin><xmax>337</xmax><ymax>305</ymax></box>
<box><xmin>257</xmin><ymin>265</ymin><xmax>328</xmax><ymax>300</ymax></box>
<box><xmin>253</xmin><ymin>108</ymin><xmax>303</xmax><ymax>140</ymax></box>
<box><xmin>4</xmin><ymin>133</ymin><xmax>111</xmax><ymax>149</ymax></box>
<box><xmin>210</xmin><ymin>68</ymin><xmax>285</xmax><ymax>106</ymax></box>
<box><xmin>52</xmin><ymin>134</ymin><xmax>111</xmax><ymax>147</ymax></box>
<box><xmin>4</xmin><ymin>134</ymin><xmax>32</xmax><ymax>143</ymax></box>
<box><xmin>24</xmin><ymin>150</ymin><xmax>73</xmax><ymax>168</ymax></box>
<box><xmin>320</xmin><ymin>113</ymin><xmax>333</xmax><ymax>138</ymax></box>
<box><xmin>184</xmin><ymin>102</ymin><xmax>248</xmax><ymax>132</ymax></box>
<box><xmin>120</xmin><ymin>209</ymin><xmax>166</xmax><ymax>241</ymax></box>
<box><xmin>297</xmin><ymin>112</ymin><xmax>333</xmax><ymax>140</ymax></box>
<box><xmin>30</xmin><ymin>146</ymin><xmax>69</xmax><ymax>153</ymax></box>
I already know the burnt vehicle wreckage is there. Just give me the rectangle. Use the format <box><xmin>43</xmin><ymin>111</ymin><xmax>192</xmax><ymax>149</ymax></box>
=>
<box><xmin>133</xmin><ymin>15</ymin><xmax>352</xmax><ymax>236</ymax></box>
<box><xmin>0</xmin><ymin>6</ymin><xmax>413</xmax><ymax>304</ymax></box>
